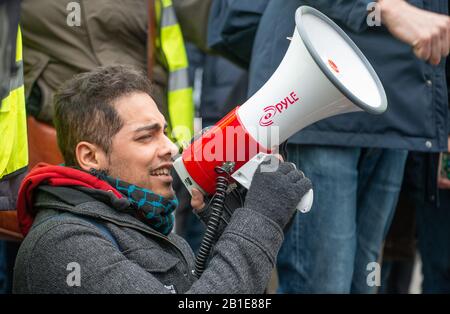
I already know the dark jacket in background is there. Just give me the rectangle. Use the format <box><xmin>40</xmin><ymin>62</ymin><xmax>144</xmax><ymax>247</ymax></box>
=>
<box><xmin>185</xmin><ymin>43</ymin><xmax>248</xmax><ymax>127</ymax></box>
<box><xmin>201</xmin><ymin>56</ymin><xmax>248</xmax><ymax>127</ymax></box>
<box><xmin>208</xmin><ymin>0</ymin><xmax>449</xmax><ymax>152</ymax></box>
<box><xmin>20</xmin><ymin>0</ymin><xmax>209</xmax><ymax>125</ymax></box>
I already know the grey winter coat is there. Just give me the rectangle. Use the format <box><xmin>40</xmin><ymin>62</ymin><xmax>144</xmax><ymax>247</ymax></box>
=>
<box><xmin>13</xmin><ymin>186</ymin><xmax>283</xmax><ymax>294</ymax></box>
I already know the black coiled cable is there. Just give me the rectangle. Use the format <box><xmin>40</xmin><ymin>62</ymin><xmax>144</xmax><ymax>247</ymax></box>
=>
<box><xmin>193</xmin><ymin>165</ymin><xmax>231</xmax><ymax>278</ymax></box>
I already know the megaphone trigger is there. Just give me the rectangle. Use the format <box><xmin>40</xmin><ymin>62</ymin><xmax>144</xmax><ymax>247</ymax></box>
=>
<box><xmin>297</xmin><ymin>189</ymin><xmax>314</xmax><ymax>213</ymax></box>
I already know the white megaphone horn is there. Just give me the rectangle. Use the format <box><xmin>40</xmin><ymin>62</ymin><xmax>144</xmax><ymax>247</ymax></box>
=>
<box><xmin>174</xmin><ymin>6</ymin><xmax>387</xmax><ymax>213</ymax></box>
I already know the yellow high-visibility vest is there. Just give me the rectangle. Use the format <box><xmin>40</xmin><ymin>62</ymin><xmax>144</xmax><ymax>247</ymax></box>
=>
<box><xmin>155</xmin><ymin>0</ymin><xmax>194</xmax><ymax>148</ymax></box>
<box><xmin>0</xmin><ymin>28</ymin><xmax>28</xmax><ymax>180</ymax></box>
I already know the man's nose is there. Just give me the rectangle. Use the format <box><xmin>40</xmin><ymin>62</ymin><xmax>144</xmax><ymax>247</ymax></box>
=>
<box><xmin>160</xmin><ymin>135</ymin><xmax>180</xmax><ymax>159</ymax></box>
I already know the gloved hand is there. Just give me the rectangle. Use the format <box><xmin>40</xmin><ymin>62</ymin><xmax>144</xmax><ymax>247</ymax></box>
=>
<box><xmin>244</xmin><ymin>157</ymin><xmax>312</xmax><ymax>230</ymax></box>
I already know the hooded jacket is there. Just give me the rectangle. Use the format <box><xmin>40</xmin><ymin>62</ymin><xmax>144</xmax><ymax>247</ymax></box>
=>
<box><xmin>13</xmin><ymin>164</ymin><xmax>283</xmax><ymax>294</ymax></box>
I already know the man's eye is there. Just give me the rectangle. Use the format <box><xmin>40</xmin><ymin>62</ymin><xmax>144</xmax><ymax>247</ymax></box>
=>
<box><xmin>137</xmin><ymin>135</ymin><xmax>152</xmax><ymax>141</ymax></box>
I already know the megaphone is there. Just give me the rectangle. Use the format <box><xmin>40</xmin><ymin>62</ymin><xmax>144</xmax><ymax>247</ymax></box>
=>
<box><xmin>174</xmin><ymin>6</ymin><xmax>387</xmax><ymax>212</ymax></box>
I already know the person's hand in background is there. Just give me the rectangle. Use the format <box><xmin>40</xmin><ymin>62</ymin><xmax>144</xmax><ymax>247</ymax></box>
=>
<box><xmin>378</xmin><ymin>0</ymin><xmax>450</xmax><ymax>65</ymax></box>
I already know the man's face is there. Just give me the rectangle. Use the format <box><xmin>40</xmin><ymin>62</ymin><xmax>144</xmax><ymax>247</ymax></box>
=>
<box><xmin>101</xmin><ymin>92</ymin><xmax>179</xmax><ymax>198</ymax></box>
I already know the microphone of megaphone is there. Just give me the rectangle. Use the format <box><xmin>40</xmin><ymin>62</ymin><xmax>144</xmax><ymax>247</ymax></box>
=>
<box><xmin>174</xmin><ymin>6</ymin><xmax>387</xmax><ymax>213</ymax></box>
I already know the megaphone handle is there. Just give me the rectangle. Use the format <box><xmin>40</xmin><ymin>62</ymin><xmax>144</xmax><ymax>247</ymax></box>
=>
<box><xmin>297</xmin><ymin>189</ymin><xmax>314</xmax><ymax>213</ymax></box>
<box><xmin>289</xmin><ymin>162</ymin><xmax>314</xmax><ymax>213</ymax></box>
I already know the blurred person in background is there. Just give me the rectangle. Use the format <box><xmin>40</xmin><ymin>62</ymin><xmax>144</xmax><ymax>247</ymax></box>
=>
<box><xmin>20</xmin><ymin>0</ymin><xmax>204</xmax><ymax>150</ymax></box>
<box><xmin>0</xmin><ymin>0</ymin><xmax>28</xmax><ymax>294</ymax></box>
<box><xmin>380</xmin><ymin>57</ymin><xmax>450</xmax><ymax>294</ymax></box>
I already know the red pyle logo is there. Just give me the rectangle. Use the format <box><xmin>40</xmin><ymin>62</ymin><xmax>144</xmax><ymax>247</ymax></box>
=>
<box><xmin>259</xmin><ymin>91</ymin><xmax>300</xmax><ymax>127</ymax></box>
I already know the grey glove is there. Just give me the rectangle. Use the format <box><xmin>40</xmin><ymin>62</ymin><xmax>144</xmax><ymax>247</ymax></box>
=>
<box><xmin>244</xmin><ymin>158</ymin><xmax>312</xmax><ymax>230</ymax></box>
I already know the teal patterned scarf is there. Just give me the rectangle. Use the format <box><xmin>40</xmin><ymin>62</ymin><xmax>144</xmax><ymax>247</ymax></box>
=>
<box><xmin>90</xmin><ymin>169</ymin><xmax>178</xmax><ymax>235</ymax></box>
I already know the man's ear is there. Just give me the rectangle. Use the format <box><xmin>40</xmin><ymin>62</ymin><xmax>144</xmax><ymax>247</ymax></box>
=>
<box><xmin>75</xmin><ymin>141</ymin><xmax>108</xmax><ymax>171</ymax></box>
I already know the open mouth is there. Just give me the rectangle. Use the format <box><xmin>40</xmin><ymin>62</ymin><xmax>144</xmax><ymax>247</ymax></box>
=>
<box><xmin>149</xmin><ymin>163</ymin><xmax>173</xmax><ymax>178</ymax></box>
<box><xmin>150</xmin><ymin>168</ymin><xmax>171</xmax><ymax>176</ymax></box>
